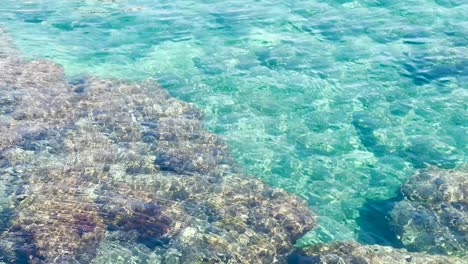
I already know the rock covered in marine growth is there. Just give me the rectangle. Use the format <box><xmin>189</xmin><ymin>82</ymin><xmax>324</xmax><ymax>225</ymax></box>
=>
<box><xmin>390</xmin><ymin>169</ymin><xmax>467</xmax><ymax>256</ymax></box>
<box><xmin>0</xmin><ymin>53</ymin><xmax>315</xmax><ymax>263</ymax></box>
<box><xmin>292</xmin><ymin>242</ymin><xmax>466</xmax><ymax>264</ymax></box>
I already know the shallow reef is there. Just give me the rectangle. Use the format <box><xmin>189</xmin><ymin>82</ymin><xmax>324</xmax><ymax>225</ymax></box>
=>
<box><xmin>390</xmin><ymin>169</ymin><xmax>467</xmax><ymax>256</ymax></box>
<box><xmin>0</xmin><ymin>50</ymin><xmax>315</xmax><ymax>263</ymax></box>
<box><xmin>1</xmin><ymin>28</ymin><xmax>467</xmax><ymax>263</ymax></box>
<box><xmin>291</xmin><ymin>242</ymin><xmax>466</xmax><ymax>264</ymax></box>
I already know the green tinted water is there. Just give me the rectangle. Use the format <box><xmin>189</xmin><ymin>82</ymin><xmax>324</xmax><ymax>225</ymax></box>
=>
<box><xmin>1</xmin><ymin>0</ymin><xmax>466</xmax><ymax>246</ymax></box>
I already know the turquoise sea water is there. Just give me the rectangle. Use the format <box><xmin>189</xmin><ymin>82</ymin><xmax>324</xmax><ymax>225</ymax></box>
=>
<box><xmin>0</xmin><ymin>0</ymin><xmax>466</xmax><ymax>248</ymax></box>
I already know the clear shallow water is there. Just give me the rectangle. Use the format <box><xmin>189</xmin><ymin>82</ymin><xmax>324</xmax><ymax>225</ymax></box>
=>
<box><xmin>0</xmin><ymin>0</ymin><xmax>467</xmax><ymax>247</ymax></box>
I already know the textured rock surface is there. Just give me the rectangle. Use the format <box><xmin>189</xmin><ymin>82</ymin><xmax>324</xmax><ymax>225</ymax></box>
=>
<box><xmin>391</xmin><ymin>169</ymin><xmax>467</xmax><ymax>256</ymax></box>
<box><xmin>294</xmin><ymin>242</ymin><xmax>466</xmax><ymax>264</ymax></box>
<box><xmin>0</xmin><ymin>50</ymin><xmax>315</xmax><ymax>262</ymax></box>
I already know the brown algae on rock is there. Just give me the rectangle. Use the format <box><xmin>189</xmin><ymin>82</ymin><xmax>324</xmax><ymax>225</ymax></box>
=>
<box><xmin>0</xmin><ymin>51</ymin><xmax>315</xmax><ymax>263</ymax></box>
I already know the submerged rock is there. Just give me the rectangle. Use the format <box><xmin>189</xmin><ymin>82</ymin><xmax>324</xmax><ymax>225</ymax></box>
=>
<box><xmin>291</xmin><ymin>169</ymin><xmax>467</xmax><ymax>263</ymax></box>
<box><xmin>390</xmin><ymin>169</ymin><xmax>467</xmax><ymax>256</ymax></box>
<box><xmin>0</xmin><ymin>49</ymin><xmax>315</xmax><ymax>263</ymax></box>
<box><xmin>294</xmin><ymin>242</ymin><xmax>466</xmax><ymax>264</ymax></box>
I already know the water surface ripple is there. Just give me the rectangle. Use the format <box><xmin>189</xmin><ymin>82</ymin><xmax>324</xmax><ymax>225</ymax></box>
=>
<box><xmin>0</xmin><ymin>0</ymin><xmax>467</xmax><ymax>247</ymax></box>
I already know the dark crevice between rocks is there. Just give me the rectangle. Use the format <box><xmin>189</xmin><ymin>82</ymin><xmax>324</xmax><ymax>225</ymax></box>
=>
<box><xmin>355</xmin><ymin>194</ymin><xmax>404</xmax><ymax>249</ymax></box>
<box><xmin>287</xmin><ymin>251</ymin><xmax>321</xmax><ymax>264</ymax></box>
<box><xmin>68</xmin><ymin>78</ymin><xmax>88</xmax><ymax>94</ymax></box>
<box><xmin>287</xmin><ymin>195</ymin><xmax>405</xmax><ymax>264</ymax></box>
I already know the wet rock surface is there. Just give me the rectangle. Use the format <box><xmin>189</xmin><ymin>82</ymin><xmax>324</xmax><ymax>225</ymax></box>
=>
<box><xmin>390</xmin><ymin>169</ymin><xmax>467</xmax><ymax>256</ymax></box>
<box><xmin>0</xmin><ymin>51</ymin><xmax>315</xmax><ymax>263</ymax></box>
<box><xmin>294</xmin><ymin>242</ymin><xmax>466</xmax><ymax>264</ymax></box>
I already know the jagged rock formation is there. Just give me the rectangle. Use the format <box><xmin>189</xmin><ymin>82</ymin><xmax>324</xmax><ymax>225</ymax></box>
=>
<box><xmin>0</xmin><ymin>49</ymin><xmax>315</xmax><ymax>263</ymax></box>
<box><xmin>292</xmin><ymin>242</ymin><xmax>466</xmax><ymax>264</ymax></box>
<box><xmin>390</xmin><ymin>169</ymin><xmax>467</xmax><ymax>256</ymax></box>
